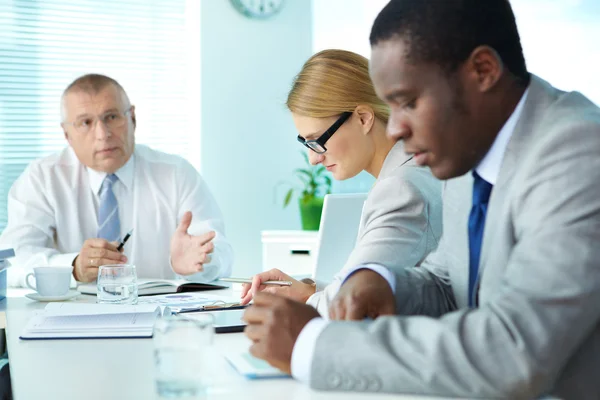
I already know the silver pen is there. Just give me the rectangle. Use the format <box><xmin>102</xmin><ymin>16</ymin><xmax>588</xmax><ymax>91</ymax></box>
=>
<box><xmin>220</xmin><ymin>277</ymin><xmax>293</xmax><ymax>286</ymax></box>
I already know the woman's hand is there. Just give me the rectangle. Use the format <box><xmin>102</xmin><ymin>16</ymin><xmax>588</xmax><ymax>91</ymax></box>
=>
<box><xmin>239</xmin><ymin>268</ymin><xmax>316</xmax><ymax>305</ymax></box>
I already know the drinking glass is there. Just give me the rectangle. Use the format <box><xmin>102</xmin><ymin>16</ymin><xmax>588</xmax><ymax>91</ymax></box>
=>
<box><xmin>153</xmin><ymin>314</ymin><xmax>215</xmax><ymax>398</ymax></box>
<box><xmin>96</xmin><ymin>264</ymin><xmax>138</xmax><ymax>304</ymax></box>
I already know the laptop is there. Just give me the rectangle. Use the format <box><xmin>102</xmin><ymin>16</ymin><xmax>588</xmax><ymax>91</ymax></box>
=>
<box><xmin>311</xmin><ymin>193</ymin><xmax>368</xmax><ymax>284</ymax></box>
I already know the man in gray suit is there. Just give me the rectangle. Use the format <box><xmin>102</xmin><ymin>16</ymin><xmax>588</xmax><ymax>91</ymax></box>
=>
<box><xmin>243</xmin><ymin>0</ymin><xmax>600</xmax><ymax>398</ymax></box>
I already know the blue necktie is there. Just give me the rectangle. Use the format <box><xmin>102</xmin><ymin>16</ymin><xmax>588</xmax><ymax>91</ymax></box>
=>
<box><xmin>97</xmin><ymin>174</ymin><xmax>121</xmax><ymax>242</ymax></box>
<box><xmin>468</xmin><ymin>171</ymin><xmax>493</xmax><ymax>307</ymax></box>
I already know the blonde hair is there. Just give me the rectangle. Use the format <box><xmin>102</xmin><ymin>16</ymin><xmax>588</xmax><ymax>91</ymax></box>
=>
<box><xmin>286</xmin><ymin>49</ymin><xmax>389</xmax><ymax>123</ymax></box>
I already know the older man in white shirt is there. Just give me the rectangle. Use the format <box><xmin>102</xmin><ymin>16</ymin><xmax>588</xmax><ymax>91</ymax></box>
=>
<box><xmin>0</xmin><ymin>73</ymin><xmax>233</xmax><ymax>286</ymax></box>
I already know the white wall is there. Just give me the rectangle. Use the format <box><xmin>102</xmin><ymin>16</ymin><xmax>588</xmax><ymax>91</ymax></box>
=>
<box><xmin>312</xmin><ymin>0</ymin><xmax>600</xmax><ymax>106</ymax></box>
<box><xmin>200</xmin><ymin>0</ymin><xmax>313</xmax><ymax>277</ymax></box>
<box><xmin>310</xmin><ymin>0</ymin><xmax>391</xmax><ymax>194</ymax></box>
<box><xmin>511</xmin><ymin>0</ymin><xmax>600</xmax><ymax>105</ymax></box>
<box><xmin>312</xmin><ymin>0</ymin><xmax>388</xmax><ymax>56</ymax></box>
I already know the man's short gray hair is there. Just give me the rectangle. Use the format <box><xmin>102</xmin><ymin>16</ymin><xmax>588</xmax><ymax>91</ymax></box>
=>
<box><xmin>60</xmin><ymin>74</ymin><xmax>131</xmax><ymax>122</ymax></box>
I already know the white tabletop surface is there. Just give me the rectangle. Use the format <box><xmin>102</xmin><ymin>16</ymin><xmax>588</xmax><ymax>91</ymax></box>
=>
<box><xmin>5</xmin><ymin>287</ymin><xmax>444</xmax><ymax>400</ymax></box>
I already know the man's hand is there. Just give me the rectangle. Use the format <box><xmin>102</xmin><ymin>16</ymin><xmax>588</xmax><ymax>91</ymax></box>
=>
<box><xmin>170</xmin><ymin>211</ymin><xmax>215</xmax><ymax>275</ymax></box>
<box><xmin>239</xmin><ymin>269</ymin><xmax>316</xmax><ymax>305</ymax></box>
<box><xmin>73</xmin><ymin>239</ymin><xmax>127</xmax><ymax>283</ymax></box>
<box><xmin>243</xmin><ymin>292</ymin><xmax>320</xmax><ymax>374</ymax></box>
<box><xmin>329</xmin><ymin>269</ymin><xmax>395</xmax><ymax>320</ymax></box>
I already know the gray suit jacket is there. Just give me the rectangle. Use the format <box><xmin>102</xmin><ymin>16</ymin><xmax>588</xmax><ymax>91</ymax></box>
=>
<box><xmin>309</xmin><ymin>75</ymin><xmax>600</xmax><ymax>399</ymax></box>
<box><xmin>307</xmin><ymin>141</ymin><xmax>442</xmax><ymax>315</ymax></box>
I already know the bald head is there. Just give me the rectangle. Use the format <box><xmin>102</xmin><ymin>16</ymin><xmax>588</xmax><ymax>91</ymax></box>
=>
<box><xmin>61</xmin><ymin>74</ymin><xmax>131</xmax><ymax>122</ymax></box>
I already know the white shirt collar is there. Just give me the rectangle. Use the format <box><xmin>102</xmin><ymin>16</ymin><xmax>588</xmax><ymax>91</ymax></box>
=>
<box><xmin>475</xmin><ymin>88</ymin><xmax>529</xmax><ymax>185</ymax></box>
<box><xmin>87</xmin><ymin>152</ymin><xmax>135</xmax><ymax>195</ymax></box>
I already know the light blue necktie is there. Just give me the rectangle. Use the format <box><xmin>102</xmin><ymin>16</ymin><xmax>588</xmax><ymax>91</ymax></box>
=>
<box><xmin>467</xmin><ymin>171</ymin><xmax>493</xmax><ymax>307</ymax></box>
<box><xmin>97</xmin><ymin>174</ymin><xmax>121</xmax><ymax>242</ymax></box>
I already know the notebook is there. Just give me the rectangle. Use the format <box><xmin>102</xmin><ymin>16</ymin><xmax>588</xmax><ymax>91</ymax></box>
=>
<box><xmin>0</xmin><ymin>248</ymin><xmax>15</xmax><ymax>261</ymax></box>
<box><xmin>225</xmin><ymin>351</ymin><xmax>290</xmax><ymax>379</ymax></box>
<box><xmin>77</xmin><ymin>279</ymin><xmax>227</xmax><ymax>296</ymax></box>
<box><xmin>20</xmin><ymin>303</ymin><xmax>161</xmax><ymax>340</ymax></box>
<box><xmin>0</xmin><ymin>248</ymin><xmax>15</xmax><ymax>270</ymax></box>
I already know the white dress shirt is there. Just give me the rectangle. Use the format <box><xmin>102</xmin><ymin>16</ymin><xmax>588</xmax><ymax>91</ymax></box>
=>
<box><xmin>0</xmin><ymin>144</ymin><xmax>233</xmax><ymax>287</ymax></box>
<box><xmin>291</xmin><ymin>89</ymin><xmax>530</xmax><ymax>384</ymax></box>
<box><xmin>476</xmin><ymin>89</ymin><xmax>529</xmax><ymax>184</ymax></box>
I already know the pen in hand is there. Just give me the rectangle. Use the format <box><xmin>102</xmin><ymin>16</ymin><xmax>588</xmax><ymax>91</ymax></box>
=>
<box><xmin>220</xmin><ymin>277</ymin><xmax>293</xmax><ymax>286</ymax></box>
<box><xmin>117</xmin><ymin>229</ymin><xmax>133</xmax><ymax>252</ymax></box>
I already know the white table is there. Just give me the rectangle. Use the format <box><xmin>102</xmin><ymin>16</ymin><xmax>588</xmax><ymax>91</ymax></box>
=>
<box><xmin>5</xmin><ymin>288</ymin><xmax>441</xmax><ymax>400</ymax></box>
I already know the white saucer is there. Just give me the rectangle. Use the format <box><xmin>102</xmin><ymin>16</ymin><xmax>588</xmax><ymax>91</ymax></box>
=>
<box><xmin>25</xmin><ymin>290</ymin><xmax>80</xmax><ymax>302</ymax></box>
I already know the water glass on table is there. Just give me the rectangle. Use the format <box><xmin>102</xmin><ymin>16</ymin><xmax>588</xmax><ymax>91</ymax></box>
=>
<box><xmin>96</xmin><ymin>264</ymin><xmax>138</xmax><ymax>304</ymax></box>
<box><xmin>153</xmin><ymin>314</ymin><xmax>215</xmax><ymax>398</ymax></box>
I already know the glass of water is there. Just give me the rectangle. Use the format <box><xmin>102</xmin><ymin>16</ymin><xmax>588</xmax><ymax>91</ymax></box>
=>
<box><xmin>153</xmin><ymin>314</ymin><xmax>215</xmax><ymax>398</ymax></box>
<box><xmin>97</xmin><ymin>264</ymin><xmax>138</xmax><ymax>304</ymax></box>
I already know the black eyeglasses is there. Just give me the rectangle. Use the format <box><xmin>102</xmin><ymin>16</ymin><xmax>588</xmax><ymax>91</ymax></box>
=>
<box><xmin>297</xmin><ymin>111</ymin><xmax>352</xmax><ymax>154</ymax></box>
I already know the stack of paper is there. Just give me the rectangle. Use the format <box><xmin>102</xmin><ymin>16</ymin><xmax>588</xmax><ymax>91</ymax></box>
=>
<box><xmin>20</xmin><ymin>303</ymin><xmax>161</xmax><ymax>340</ymax></box>
<box><xmin>137</xmin><ymin>292</ymin><xmax>242</xmax><ymax>314</ymax></box>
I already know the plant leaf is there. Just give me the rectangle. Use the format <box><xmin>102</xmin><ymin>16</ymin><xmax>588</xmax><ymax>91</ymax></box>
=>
<box><xmin>294</xmin><ymin>168</ymin><xmax>314</xmax><ymax>181</ymax></box>
<box><xmin>301</xmin><ymin>151</ymin><xmax>309</xmax><ymax>165</ymax></box>
<box><xmin>295</xmin><ymin>173</ymin><xmax>310</xmax><ymax>186</ymax></box>
<box><xmin>283</xmin><ymin>188</ymin><xmax>293</xmax><ymax>207</ymax></box>
<box><xmin>314</xmin><ymin>165</ymin><xmax>326</xmax><ymax>176</ymax></box>
<box><xmin>285</xmin><ymin>151</ymin><xmax>334</xmax><ymax>205</ymax></box>
<box><xmin>295</xmin><ymin>170</ymin><xmax>315</xmax><ymax>189</ymax></box>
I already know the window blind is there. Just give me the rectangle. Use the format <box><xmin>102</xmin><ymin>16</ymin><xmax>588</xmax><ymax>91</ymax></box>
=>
<box><xmin>0</xmin><ymin>0</ymin><xmax>200</xmax><ymax>232</ymax></box>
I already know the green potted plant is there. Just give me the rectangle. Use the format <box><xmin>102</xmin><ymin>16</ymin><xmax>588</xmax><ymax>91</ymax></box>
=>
<box><xmin>283</xmin><ymin>152</ymin><xmax>332</xmax><ymax>230</ymax></box>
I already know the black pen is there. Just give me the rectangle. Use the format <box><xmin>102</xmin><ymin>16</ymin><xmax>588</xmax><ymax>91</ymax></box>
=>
<box><xmin>117</xmin><ymin>229</ymin><xmax>133</xmax><ymax>251</ymax></box>
<box><xmin>176</xmin><ymin>304</ymin><xmax>247</xmax><ymax>314</ymax></box>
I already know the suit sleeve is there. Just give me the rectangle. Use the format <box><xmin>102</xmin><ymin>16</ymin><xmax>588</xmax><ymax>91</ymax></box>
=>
<box><xmin>309</xmin><ymin>167</ymin><xmax>452</xmax><ymax>317</ymax></box>
<box><xmin>342</xmin><ymin>167</ymin><xmax>441</xmax><ymax>273</ymax></box>
<box><xmin>305</xmin><ymin>277</ymin><xmax>342</xmax><ymax>317</ymax></box>
<box><xmin>309</xmin><ymin>118</ymin><xmax>600</xmax><ymax>398</ymax></box>
<box><xmin>387</xmin><ymin>177</ymin><xmax>457</xmax><ymax>318</ymax></box>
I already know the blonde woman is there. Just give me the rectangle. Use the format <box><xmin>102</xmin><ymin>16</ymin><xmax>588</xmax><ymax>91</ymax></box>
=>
<box><xmin>240</xmin><ymin>49</ymin><xmax>442</xmax><ymax>315</ymax></box>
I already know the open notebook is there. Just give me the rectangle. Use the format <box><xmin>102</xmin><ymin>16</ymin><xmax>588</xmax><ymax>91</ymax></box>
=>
<box><xmin>78</xmin><ymin>279</ymin><xmax>227</xmax><ymax>296</ymax></box>
<box><xmin>20</xmin><ymin>303</ymin><xmax>161</xmax><ymax>340</ymax></box>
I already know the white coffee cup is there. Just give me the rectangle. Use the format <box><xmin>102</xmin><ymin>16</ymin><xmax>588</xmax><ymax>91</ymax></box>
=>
<box><xmin>25</xmin><ymin>266</ymin><xmax>73</xmax><ymax>297</ymax></box>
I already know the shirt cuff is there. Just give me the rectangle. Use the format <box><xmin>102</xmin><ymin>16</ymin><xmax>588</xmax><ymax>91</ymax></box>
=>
<box><xmin>314</xmin><ymin>279</ymin><xmax>328</xmax><ymax>292</ymax></box>
<box><xmin>291</xmin><ymin>317</ymin><xmax>329</xmax><ymax>384</ymax></box>
<box><xmin>48</xmin><ymin>252</ymin><xmax>79</xmax><ymax>267</ymax></box>
<box><xmin>341</xmin><ymin>263</ymin><xmax>396</xmax><ymax>294</ymax></box>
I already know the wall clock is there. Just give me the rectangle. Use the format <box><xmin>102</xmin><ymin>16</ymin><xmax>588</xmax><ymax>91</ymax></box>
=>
<box><xmin>230</xmin><ymin>0</ymin><xmax>285</xmax><ymax>20</ymax></box>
